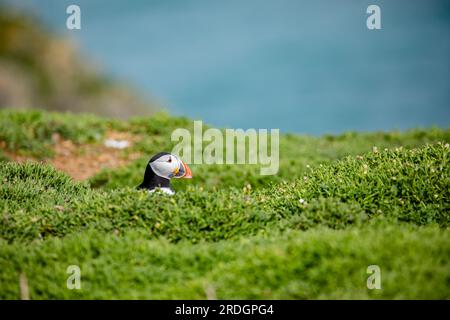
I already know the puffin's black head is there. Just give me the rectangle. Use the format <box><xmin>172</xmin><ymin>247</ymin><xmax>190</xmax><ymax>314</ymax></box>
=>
<box><xmin>137</xmin><ymin>152</ymin><xmax>192</xmax><ymax>192</ymax></box>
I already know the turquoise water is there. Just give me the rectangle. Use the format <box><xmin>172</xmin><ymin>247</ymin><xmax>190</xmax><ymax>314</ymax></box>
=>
<box><xmin>6</xmin><ymin>0</ymin><xmax>450</xmax><ymax>133</ymax></box>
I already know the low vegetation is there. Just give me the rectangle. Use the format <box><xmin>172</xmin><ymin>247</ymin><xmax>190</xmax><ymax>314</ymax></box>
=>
<box><xmin>0</xmin><ymin>109</ymin><xmax>448</xmax><ymax>299</ymax></box>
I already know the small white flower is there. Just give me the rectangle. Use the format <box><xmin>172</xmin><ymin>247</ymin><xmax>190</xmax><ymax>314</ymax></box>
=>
<box><xmin>299</xmin><ymin>198</ymin><xmax>305</xmax><ymax>204</ymax></box>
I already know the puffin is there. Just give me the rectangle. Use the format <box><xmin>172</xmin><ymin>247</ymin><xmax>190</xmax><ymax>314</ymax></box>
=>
<box><xmin>137</xmin><ymin>152</ymin><xmax>192</xmax><ymax>195</ymax></box>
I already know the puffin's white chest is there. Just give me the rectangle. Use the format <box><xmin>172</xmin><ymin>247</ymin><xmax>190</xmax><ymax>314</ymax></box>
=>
<box><xmin>148</xmin><ymin>187</ymin><xmax>175</xmax><ymax>195</ymax></box>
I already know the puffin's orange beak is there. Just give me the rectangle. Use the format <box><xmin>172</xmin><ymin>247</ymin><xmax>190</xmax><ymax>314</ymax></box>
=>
<box><xmin>181</xmin><ymin>161</ymin><xmax>192</xmax><ymax>179</ymax></box>
<box><xmin>173</xmin><ymin>157</ymin><xmax>192</xmax><ymax>179</ymax></box>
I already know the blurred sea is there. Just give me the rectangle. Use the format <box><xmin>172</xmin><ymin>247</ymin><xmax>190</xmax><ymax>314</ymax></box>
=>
<box><xmin>4</xmin><ymin>0</ymin><xmax>450</xmax><ymax>134</ymax></box>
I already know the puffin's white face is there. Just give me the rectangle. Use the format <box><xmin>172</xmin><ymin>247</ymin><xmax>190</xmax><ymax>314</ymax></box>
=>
<box><xmin>149</xmin><ymin>154</ymin><xmax>192</xmax><ymax>180</ymax></box>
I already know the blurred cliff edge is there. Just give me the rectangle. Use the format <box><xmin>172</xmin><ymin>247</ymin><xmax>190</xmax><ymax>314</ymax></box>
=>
<box><xmin>0</xmin><ymin>7</ymin><xmax>158</xmax><ymax>118</ymax></box>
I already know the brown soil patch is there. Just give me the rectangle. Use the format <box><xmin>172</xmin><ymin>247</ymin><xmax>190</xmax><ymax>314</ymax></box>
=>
<box><xmin>4</xmin><ymin>130</ymin><xmax>142</xmax><ymax>181</ymax></box>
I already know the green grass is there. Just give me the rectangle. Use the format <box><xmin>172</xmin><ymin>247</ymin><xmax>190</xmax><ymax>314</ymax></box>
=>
<box><xmin>90</xmin><ymin>126</ymin><xmax>450</xmax><ymax>192</ymax></box>
<box><xmin>0</xmin><ymin>109</ymin><xmax>449</xmax><ymax>299</ymax></box>
<box><xmin>0</xmin><ymin>224</ymin><xmax>448</xmax><ymax>299</ymax></box>
<box><xmin>0</xmin><ymin>109</ymin><xmax>106</xmax><ymax>158</ymax></box>
<box><xmin>1</xmin><ymin>143</ymin><xmax>448</xmax><ymax>243</ymax></box>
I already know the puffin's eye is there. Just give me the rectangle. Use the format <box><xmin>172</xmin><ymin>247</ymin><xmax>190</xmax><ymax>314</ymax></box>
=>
<box><xmin>167</xmin><ymin>157</ymin><xmax>172</xmax><ymax>163</ymax></box>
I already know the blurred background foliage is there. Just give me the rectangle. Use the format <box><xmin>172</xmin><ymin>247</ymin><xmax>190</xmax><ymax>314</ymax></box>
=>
<box><xmin>0</xmin><ymin>7</ymin><xmax>158</xmax><ymax>118</ymax></box>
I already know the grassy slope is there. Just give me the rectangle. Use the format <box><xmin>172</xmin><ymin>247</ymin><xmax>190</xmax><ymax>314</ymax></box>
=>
<box><xmin>1</xmin><ymin>225</ymin><xmax>448</xmax><ymax>299</ymax></box>
<box><xmin>0</xmin><ymin>109</ymin><xmax>449</xmax><ymax>299</ymax></box>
